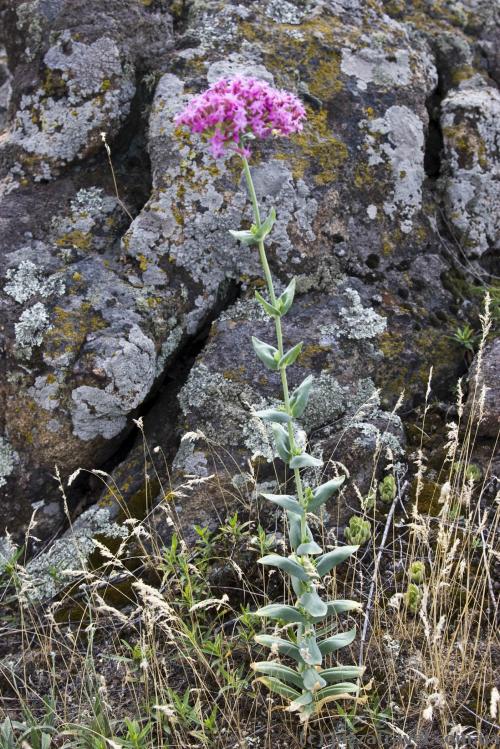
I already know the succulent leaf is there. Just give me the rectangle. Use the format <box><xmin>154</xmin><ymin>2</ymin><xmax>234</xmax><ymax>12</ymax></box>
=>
<box><xmin>255</xmin><ymin>604</ymin><xmax>308</xmax><ymax>624</ymax></box>
<box><xmin>251</xmin><ymin>662</ymin><xmax>303</xmax><ymax>689</ymax></box>
<box><xmin>289</xmin><ymin>375</ymin><xmax>314</xmax><ymax>418</ymax></box>
<box><xmin>321</xmin><ymin>665</ymin><xmax>365</xmax><ymax>683</ymax></box>
<box><xmin>258</xmin><ymin>554</ymin><xmax>310</xmax><ymax>582</ymax></box>
<box><xmin>252</xmin><ymin>336</ymin><xmax>279</xmax><ymax>370</ymax></box>
<box><xmin>299</xmin><ymin>587</ymin><xmax>328</xmax><ymax>618</ymax></box>
<box><xmin>272</xmin><ymin>424</ymin><xmax>292</xmax><ymax>463</ymax></box>
<box><xmin>277</xmin><ymin>278</ymin><xmax>296</xmax><ymax>315</ymax></box>
<box><xmin>278</xmin><ymin>342</ymin><xmax>303</xmax><ymax>368</ymax></box>
<box><xmin>262</xmin><ymin>493</ymin><xmax>303</xmax><ymax>517</ymax></box>
<box><xmin>254</xmin><ymin>634</ymin><xmax>302</xmax><ymax>663</ymax></box>
<box><xmin>307</xmin><ymin>477</ymin><xmax>346</xmax><ymax>512</ymax></box>
<box><xmin>316</xmin><ymin>546</ymin><xmax>358</xmax><ymax>576</ymax></box>
<box><xmin>255</xmin><ymin>290</ymin><xmax>281</xmax><ymax>317</ymax></box>
<box><xmin>318</xmin><ymin>628</ymin><xmax>357</xmax><ymax>655</ymax></box>
<box><xmin>289</xmin><ymin>453</ymin><xmax>323</xmax><ymax>469</ymax></box>
<box><xmin>254</xmin><ymin>676</ymin><xmax>300</xmax><ymax>701</ymax></box>
<box><xmin>255</xmin><ymin>408</ymin><xmax>291</xmax><ymax>423</ymax></box>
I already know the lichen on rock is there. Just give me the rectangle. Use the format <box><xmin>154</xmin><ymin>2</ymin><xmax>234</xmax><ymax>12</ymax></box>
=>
<box><xmin>14</xmin><ymin>302</ymin><xmax>51</xmax><ymax>356</ymax></box>
<box><xmin>362</xmin><ymin>105</ymin><xmax>426</xmax><ymax>234</ymax></box>
<box><xmin>0</xmin><ymin>437</ymin><xmax>17</xmax><ymax>488</ymax></box>
<box><xmin>23</xmin><ymin>505</ymin><xmax>128</xmax><ymax>602</ymax></box>
<box><xmin>4</xmin><ymin>260</ymin><xmax>65</xmax><ymax>303</ymax></box>
<box><xmin>10</xmin><ymin>34</ymin><xmax>135</xmax><ymax>176</ymax></box>
<box><xmin>339</xmin><ymin>288</ymin><xmax>387</xmax><ymax>340</ymax></box>
<box><xmin>440</xmin><ymin>83</ymin><xmax>500</xmax><ymax>258</ymax></box>
<box><xmin>71</xmin><ymin>325</ymin><xmax>157</xmax><ymax>441</ymax></box>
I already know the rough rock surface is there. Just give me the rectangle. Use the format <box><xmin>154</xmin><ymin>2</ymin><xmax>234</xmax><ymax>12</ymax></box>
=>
<box><xmin>465</xmin><ymin>337</ymin><xmax>500</xmax><ymax>439</ymax></box>
<box><xmin>0</xmin><ymin>0</ymin><xmax>497</xmax><ymax>560</ymax></box>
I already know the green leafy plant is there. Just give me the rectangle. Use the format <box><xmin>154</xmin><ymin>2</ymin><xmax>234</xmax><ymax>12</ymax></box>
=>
<box><xmin>404</xmin><ymin>583</ymin><xmax>422</xmax><ymax>614</ymax></box>
<box><xmin>452</xmin><ymin>461</ymin><xmax>482</xmax><ymax>483</ymax></box>
<box><xmin>449</xmin><ymin>323</ymin><xmax>478</xmax><ymax>353</ymax></box>
<box><xmin>239</xmin><ymin>158</ymin><xmax>363</xmax><ymax>721</ymax></box>
<box><xmin>378</xmin><ymin>474</ymin><xmax>397</xmax><ymax>504</ymax></box>
<box><xmin>119</xmin><ymin>718</ymin><xmax>153</xmax><ymax>749</ymax></box>
<box><xmin>0</xmin><ymin>718</ymin><xmax>17</xmax><ymax>749</ymax></box>
<box><xmin>176</xmin><ymin>77</ymin><xmax>363</xmax><ymax>723</ymax></box>
<box><xmin>408</xmin><ymin>560</ymin><xmax>425</xmax><ymax>584</ymax></box>
<box><xmin>345</xmin><ymin>516</ymin><xmax>371</xmax><ymax>546</ymax></box>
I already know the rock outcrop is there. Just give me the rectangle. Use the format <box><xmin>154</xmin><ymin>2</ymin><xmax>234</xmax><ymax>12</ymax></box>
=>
<box><xmin>0</xmin><ymin>0</ymin><xmax>497</xmax><ymax>556</ymax></box>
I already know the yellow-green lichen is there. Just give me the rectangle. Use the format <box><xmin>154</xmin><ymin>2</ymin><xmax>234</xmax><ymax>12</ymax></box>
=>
<box><xmin>56</xmin><ymin>230</ymin><xmax>92</xmax><ymax>250</ymax></box>
<box><xmin>286</xmin><ymin>109</ymin><xmax>349</xmax><ymax>185</ymax></box>
<box><xmin>44</xmin><ymin>303</ymin><xmax>107</xmax><ymax>356</ymax></box>
<box><xmin>443</xmin><ymin>125</ymin><xmax>487</xmax><ymax>170</ymax></box>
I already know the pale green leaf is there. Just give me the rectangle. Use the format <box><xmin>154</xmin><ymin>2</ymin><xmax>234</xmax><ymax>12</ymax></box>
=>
<box><xmin>262</xmin><ymin>493</ymin><xmax>303</xmax><ymax>517</ymax></box>
<box><xmin>251</xmin><ymin>662</ymin><xmax>302</xmax><ymax>688</ymax></box>
<box><xmin>259</xmin><ymin>554</ymin><xmax>309</xmax><ymax>582</ymax></box>
<box><xmin>316</xmin><ymin>682</ymin><xmax>359</xmax><ymax>699</ymax></box>
<box><xmin>278</xmin><ymin>341</ymin><xmax>303</xmax><ymax>369</ymax></box>
<box><xmin>272</xmin><ymin>424</ymin><xmax>292</xmax><ymax>463</ymax></box>
<box><xmin>299</xmin><ymin>588</ymin><xmax>328</xmax><ymax>618</ymax></box>
<box><xmin>277</xmin><ymin>278</ymin><xmax>296</xmax><ymax>316</ymax></box>
<box><xmin>289</xmin><ymin>375</ymin><xmax>313</xmax><ymax>418</ymax></box>
<box><xmin>255</xmin><ymin>408</ymin><xmax>291</xmax><ymax>424</ymax></box>
<box><xmin>302</xmin><ymin>667</ymin><xmax>327</xmax><ymax>692</ymax></box>
<box><xmin>255</xmin><ymin>604</ymin><xmax>308</xmax><ymax>624</ymax></box>
<box><xmin>296</xmin><ymin>540</ymin><xmax>323</xmax><ymax>555</ymax></box>
<box><xmin>325</xmin><ymin>599</ymin><xmax>363</xmax><ymax>615</ymax></box>
<box><xmin>318</xmin><ymin>628</ymin><xmax>356</xmax><ymax>655</ymax></box>
<box><xmin>228</xmin><ymin>229</ymin><xmax>258</xmax><ymax>245</ymax></box>
<box><xmin>299</xmin><ymin>635</ymin><xmax>322</xmax><ymax>665</ymax></box>
<box><xmin>254</xmin><ymin>634</ymin><xmax>302</xmax><ymax>663</ymax></box>
<box><xmin>289</xmin><ymin>453</ymin><xmax>323</xmax><ymax>469</ymax></box>
<box><xmin>307</xmin><ymin>476</ymin><xmax>346</xmax><ymax>513</ymax></box>
<box><xmin>255</xmin><ymin>676</ymin><xmax>300</xmax><ymax>701</ymax></box>
<box><xmin>321</xmin><ymin>666</ymin><xmax>365</xmax><ymax>683</ymax></box>
<box><xmin>255</xmin><ymin>290</ymin><xmax>280</xmax><ymax>317</ymax></box>
<box><xmin>252</xmin><ymin>336</ymin><xmax>279</xmax><ymax>371</ymax></box>
<box><xmin>316</xmin><ymin>546</ymin><xmax>358</xmax><ymax>576</ymax></box>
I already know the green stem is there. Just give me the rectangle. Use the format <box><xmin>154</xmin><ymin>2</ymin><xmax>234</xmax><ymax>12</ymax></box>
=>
<box><xmin>241</xmin><ymin>156</ymin><xmax>306</xmax><ymax>538</ymax></box>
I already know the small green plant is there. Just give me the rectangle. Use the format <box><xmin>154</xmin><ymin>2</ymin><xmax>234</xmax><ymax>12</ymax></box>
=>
<box><xmin>362</xmin><ymin>488</ymin><xmax>377</xmax><ymax>511</ymax></box>
<box><xmin>250</xmin><ymin>525</ymin><xmax>276</xmax><ymax>556</ymax></box>
<box><xmin>0</xmin><ymin>718</ymin><xmax>17</xmax><ymax>749</ymax></box>
<box><xmin>159</xmin><ymin>687</ymin><xmax>219</xmax><ymax>743</ymax></box>
<box><xmin>337</xmin><ymin>694</ymin><xmax>393</xmax><ymax>736</ymax></box>
<box><xmin>378</xmin><ymin>474</ymin><xmax>397</xmax><ymax>504</ymax></box>
<box><xmin>217</xmin><ymin>511</ymin><xmax>250</xmax><ymax>541</ymax></box>
<box><xmin>404</xmin><ymin>583</ymin><xmax>422</xmax><ymax>614</ymax></box>
<box><xmin>452</xmin><ymin>461</ymin><xmax>482</xmax><ymax>483</ymax></box>
<box><xmin>176</xmin><ymin>78</ymin><xmax>363</xmax><ymax>722</ymax></box>
<box><xmin>345</xmin><ymin>516</ymin><xmax>371</xmax><ymax>546</ymax></box>
<box><xmin>0</xmin><ymin>695</ymin><xmax>59</xmax><ymax>749</ymax></box>
<box><xmin>449</xmin><ymin>323</ymin><xmax>478</xmax><ymax>353</ymax></box>
<box><xmin>408</xmin><ymin>560</ymin><xmax>425</xmax><ymax>584</ymax></box>
<box><xmin>119</xmin><ymin>718</ymin><xmax>152</xmax><ymax>749</ymax></box>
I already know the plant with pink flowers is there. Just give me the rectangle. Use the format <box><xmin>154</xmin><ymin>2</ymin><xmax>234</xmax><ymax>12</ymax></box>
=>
<box><xmin>176</xmin><ymin>76</ymin><xmax>362</xmax><ymax>722</ymax></box>
<box><xmin>175</xmin><ymin>76</ymin><xmax>306</xmax><ymax>157</ymax></box>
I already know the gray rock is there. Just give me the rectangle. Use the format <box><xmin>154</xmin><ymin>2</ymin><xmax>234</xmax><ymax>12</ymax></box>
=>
<box><xmin>466</xmin><ymin>338</ymin><xmax>500</xmax><ymax>439</ymax></box>
<box><xmin>440</xmin><ymin>83</ymin><xmax>500</xmax><ymax>259</ymax></box>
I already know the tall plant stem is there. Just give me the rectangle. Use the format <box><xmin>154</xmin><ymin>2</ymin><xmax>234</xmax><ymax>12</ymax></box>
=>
<box><xmin>241</xmin><ymin>157</ymin><xmax>306</xmax><ymax>535</ymax></box>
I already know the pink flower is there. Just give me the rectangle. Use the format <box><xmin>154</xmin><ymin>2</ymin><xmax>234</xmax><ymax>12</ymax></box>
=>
<box><xmin>175</xmin><ymin>76</ymin><xmax>306</xmax><ymax>158</ymax></box>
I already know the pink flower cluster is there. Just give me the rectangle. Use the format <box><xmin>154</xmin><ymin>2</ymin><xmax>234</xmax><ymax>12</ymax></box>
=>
<box><xmin>175</xmin><ymin>76</ymin><xmax>306</xmax><ymax>158</ymax></box>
